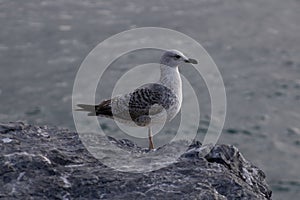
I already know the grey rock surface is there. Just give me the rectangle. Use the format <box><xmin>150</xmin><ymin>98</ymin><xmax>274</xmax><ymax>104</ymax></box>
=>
<box><xmin>0</xmin><ymin>122</ymin><xmax>272</xmax><ymax>200</ymax></box>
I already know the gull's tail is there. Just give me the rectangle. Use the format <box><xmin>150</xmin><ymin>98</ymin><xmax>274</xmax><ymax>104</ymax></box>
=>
<box><xmin>76</xmin><ymin>99</ymin><xmax>113</xmax><ymax>118</ymax></box>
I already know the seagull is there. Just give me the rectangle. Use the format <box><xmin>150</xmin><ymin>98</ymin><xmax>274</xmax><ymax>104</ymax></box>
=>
<box><xmin>76</xmin><ymin>50</ymin><xmax>198</xmax><ymax>150</ymax></box>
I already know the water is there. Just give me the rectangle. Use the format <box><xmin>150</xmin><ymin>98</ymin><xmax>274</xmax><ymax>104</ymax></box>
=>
<box><xmin>0</xmin><ymin>0</ymin><xmax>299</xmax><ymax>199</ymax></box>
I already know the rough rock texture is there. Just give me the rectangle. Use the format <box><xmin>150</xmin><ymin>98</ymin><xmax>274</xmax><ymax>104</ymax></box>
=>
<box><xmin>0</xmin><ymin>122</ymin><xmax>272</xmax><ymax>200</ymax></box>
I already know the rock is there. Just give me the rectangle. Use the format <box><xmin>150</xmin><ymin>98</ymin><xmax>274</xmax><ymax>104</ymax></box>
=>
<box><xmin>0</xmin><ymin>122</ymin><xmax>272</xmax><ymax>200</ymax></box>
<box><xmin>0</xmin><ymin>122</ymin><xmax>25</xmax><ymax>133</ymax></box>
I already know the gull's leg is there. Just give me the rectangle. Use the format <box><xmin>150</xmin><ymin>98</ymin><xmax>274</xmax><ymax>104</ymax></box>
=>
<box><xmin>148</xmin><ymin>126</ymin><xmax>154</xmax><ymax>150</ymax></box>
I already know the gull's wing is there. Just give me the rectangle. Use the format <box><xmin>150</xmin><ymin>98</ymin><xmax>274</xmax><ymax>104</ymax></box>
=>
<box><xmin>126</xmin><ymin>83</ymin><xmax>178</xmax><ymax>126</ymax></box>
<box><xmin>128</xmin><ymin>83</ymin><xmax>177</xmax><ymax>114</ymax></box>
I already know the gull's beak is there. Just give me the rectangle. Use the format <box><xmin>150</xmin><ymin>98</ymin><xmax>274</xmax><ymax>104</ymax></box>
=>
<box><xmin>185</xmin><ymin>58</ymin><xmax>198</xmax><ymax>64</ymax></box>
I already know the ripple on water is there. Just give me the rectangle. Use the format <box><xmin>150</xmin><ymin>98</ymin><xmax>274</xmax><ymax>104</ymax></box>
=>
<box><xmin>59</xmin><ymin>25</ymin><xmax>72</xmax><ymax>31</ymax></box>
<box><xmin>0</xmin><ymin>45</ymin><xmax>8</xmax><ymax>51</ymax></box>
<box><xmin>271</xmin><ymin>180</ymin><xmax>300</xmax><ymax>193</ymax></box>
<box><xmin>287</xmin><ymin>127</ymin><xmax>300</xmax><ymax>136</ymax></box>
<box><xmin>59</xmin><ymin>13</ymin><xmax>73</xmax><ymax>20</ymax></box>
<box><xmin>225</xmin><ymin>128</ymin><xmax>252</xmax><ymax>136</ymax></box>
<box><xmin>25</xmin><ymin>106</ymin><xmax>42</xmax><ymax>116</ymax></box>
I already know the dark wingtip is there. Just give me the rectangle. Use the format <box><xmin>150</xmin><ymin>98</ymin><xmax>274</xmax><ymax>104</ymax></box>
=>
<box><xmin>77</xmin><ymin>104</ymin><xmax>88</xmax><ymax>108</ymax></box>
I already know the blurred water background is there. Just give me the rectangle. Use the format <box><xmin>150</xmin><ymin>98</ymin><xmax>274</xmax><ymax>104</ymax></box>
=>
<box><xmin>0</xmin><ymin>0</ymin><xmax>299</xmax><ymax>199</ymax></box>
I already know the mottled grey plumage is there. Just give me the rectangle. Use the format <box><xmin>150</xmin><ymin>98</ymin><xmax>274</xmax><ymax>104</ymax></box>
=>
<box><xmin>128</xmin><ymin>83</ymin><xmax>178</xmax><ymax>126</ymax></box>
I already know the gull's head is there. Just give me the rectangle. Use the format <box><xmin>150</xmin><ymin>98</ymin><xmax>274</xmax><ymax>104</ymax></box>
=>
<box><xmin>160</xmin><ymin>49</ymin><xmax>198</xmax><ymax>67</ymax></box>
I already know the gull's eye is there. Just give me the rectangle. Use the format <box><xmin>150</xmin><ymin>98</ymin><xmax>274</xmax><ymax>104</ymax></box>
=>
<box><xmin>174</xmin><ymin>55</ymin><xmax>181</xmax><ymax>59</ymax></box>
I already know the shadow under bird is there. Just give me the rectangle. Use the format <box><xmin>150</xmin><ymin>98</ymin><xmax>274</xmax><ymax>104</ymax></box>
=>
<box><xmin>76</xmin><ymin>50</ymin><xmax>198</xmax><ymax>150</ymax></box>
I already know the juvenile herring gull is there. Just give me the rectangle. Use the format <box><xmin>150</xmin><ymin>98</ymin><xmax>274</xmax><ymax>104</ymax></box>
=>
<box><xmin>77</xmin><ymin>50</ymin><xmax>198</xmax><ymax>150</ymax></box>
